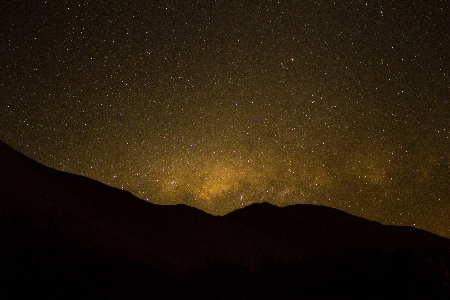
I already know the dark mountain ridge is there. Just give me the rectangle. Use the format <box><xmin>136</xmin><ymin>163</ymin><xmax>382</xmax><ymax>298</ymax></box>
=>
<box><xmin>226</xmin><ymin>202</ymin><xmax>450</xmax><ymax>260</ymax></box>
<box><xmin>1</xmin><ymin>140</ymin><xmax>449</xmax><ymax>299</ymax></box>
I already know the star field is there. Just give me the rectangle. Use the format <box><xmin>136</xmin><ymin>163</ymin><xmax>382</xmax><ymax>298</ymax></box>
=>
<box><xmin>1</xmin><ymin>1</ymin><xmax>449</xmax><ymax>237</ymax></box>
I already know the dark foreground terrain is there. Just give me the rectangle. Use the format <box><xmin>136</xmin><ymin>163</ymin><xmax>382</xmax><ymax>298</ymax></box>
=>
<box><xmin>1</xmin><ymin>140</ymin><xmax>449</xmax><ymax>299</ymax></box>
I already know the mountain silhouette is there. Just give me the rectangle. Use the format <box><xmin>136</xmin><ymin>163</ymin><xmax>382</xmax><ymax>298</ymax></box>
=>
<box><xmin>1</xmin><ymin>140</ymin><xmax>449</xmax><ymax>299</ymax></box>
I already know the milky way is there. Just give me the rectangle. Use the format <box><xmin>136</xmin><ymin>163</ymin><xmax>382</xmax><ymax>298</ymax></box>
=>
<box><xmin>1</xmin><ymin>1</ymin><xmax>449</xmax><ymax>237</ymax></box>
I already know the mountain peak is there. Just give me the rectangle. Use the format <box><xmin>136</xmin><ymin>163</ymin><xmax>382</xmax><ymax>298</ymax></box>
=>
<box><xmin>1</xmin><ymin>140</ymin><xmax>450</xmax><ymax>299</ymax></box>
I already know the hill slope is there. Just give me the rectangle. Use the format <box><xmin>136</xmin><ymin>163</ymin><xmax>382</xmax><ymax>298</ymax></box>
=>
<box><xmin>1</xmin><ymin>140</ymin><xmax>449</xmax><ymax>299</ymax></box>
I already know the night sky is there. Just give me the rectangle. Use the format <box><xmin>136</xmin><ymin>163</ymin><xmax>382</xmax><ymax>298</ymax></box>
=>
<box><xmin>1</xmin><ymin>1</ymin><xmax>449</xmax><ymax>237</ymax></box>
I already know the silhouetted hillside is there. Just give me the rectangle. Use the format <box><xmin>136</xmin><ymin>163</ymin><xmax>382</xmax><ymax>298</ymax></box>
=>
<box><xmin>1</xmin><ymin>140</ymin><xmax>449</xmax><ymax>299</ymax></box>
